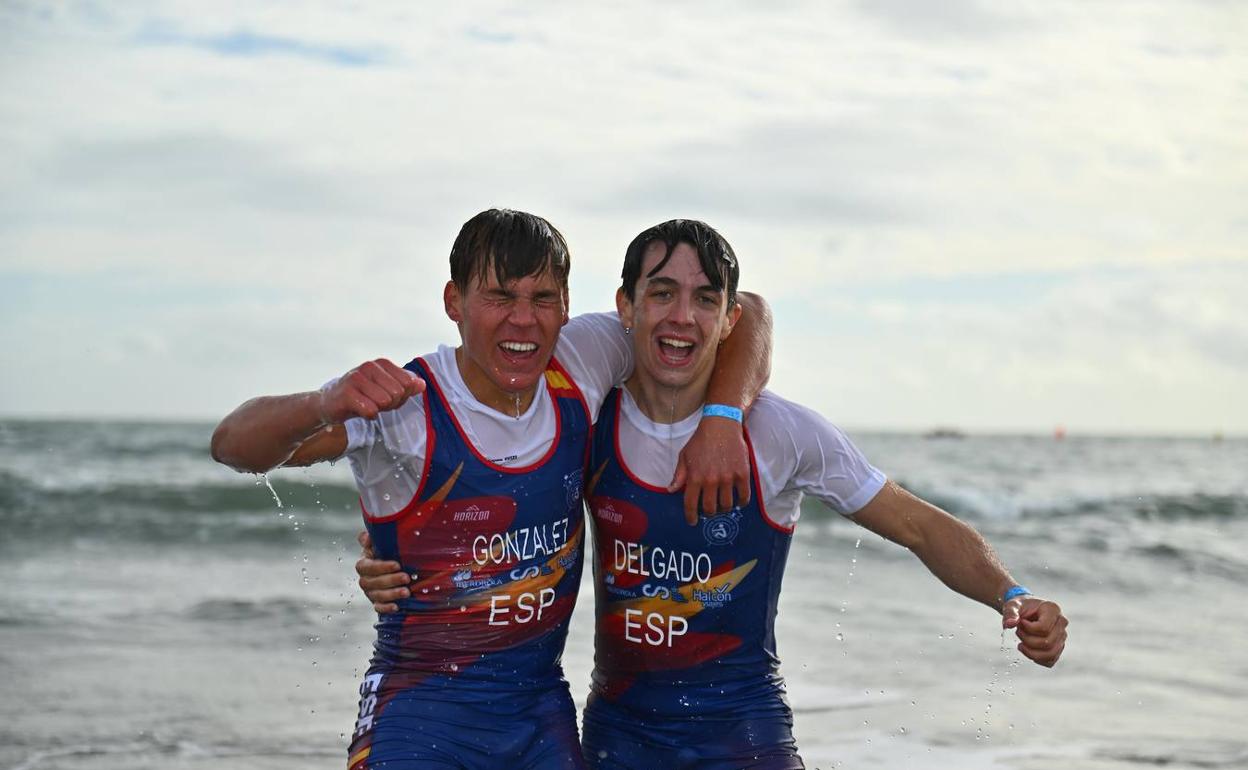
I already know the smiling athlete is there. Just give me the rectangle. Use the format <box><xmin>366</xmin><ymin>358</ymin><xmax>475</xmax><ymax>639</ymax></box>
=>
<box><xmin>211</xmin><ymin>209</ymin><xmax>772</xmax><ymax>770</ymax></box>
<box><xmin>361</xmin><ymin>218</ymin><xmax>1069</xmax><ymax>769</ymax></box>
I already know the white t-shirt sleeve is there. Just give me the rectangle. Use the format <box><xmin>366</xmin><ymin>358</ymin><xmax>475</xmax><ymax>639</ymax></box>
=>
<box><xmin>554</xmin><ymin>311</ymin><xmax>633</xmax><ymax>419</ymax></box>
<box><xmin>749</xmin><ymin>393</ymin><xmax>886</xmax><ymax>528</ymax></box>
<box><xmin>321</xmin><ymin>373</ymin><xmax>432</xmax><ymax>518</ymax></box>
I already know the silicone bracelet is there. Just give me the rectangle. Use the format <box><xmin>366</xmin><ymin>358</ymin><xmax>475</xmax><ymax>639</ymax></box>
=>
<box><xmin>701</xmin><ymin>404</ymin><xmax>743</xmax><ymax>423</ymax></box>
<box><xmin>1002</xmin><ymin>585</ymin><xmax>1032</xmax><ymax>603</ymax></box>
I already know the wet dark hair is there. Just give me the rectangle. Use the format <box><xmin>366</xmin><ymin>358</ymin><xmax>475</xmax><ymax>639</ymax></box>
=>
<box><xmin>620</xmin><ymin>219</ymin><xmax>739</xmax><ymax>307</ymax></box>
<box><xmin>449</xmin><ymin>209</ymin><xmax>570</xmax><ymax>291</ymax></box>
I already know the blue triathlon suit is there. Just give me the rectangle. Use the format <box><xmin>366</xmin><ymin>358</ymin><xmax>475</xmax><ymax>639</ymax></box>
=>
<box><xmin>581</xmin><ymin>388</ymin><xmax>804</xmax><ymax>770</ymax></box>
<box><xmin>348</xmin><ymin>357</ymin><xmax>591</xmax><ymax>770</ymax></box>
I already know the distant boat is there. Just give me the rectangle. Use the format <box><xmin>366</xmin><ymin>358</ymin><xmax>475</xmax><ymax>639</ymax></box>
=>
<box><xmin>923</xmin><ymin>428</ymin><xmax>966</xmax><ymax>440</ymax></box>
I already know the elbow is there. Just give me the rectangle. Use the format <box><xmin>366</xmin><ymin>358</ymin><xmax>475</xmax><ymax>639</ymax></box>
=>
<box><xmin>210</xmin><ymin>421</ymin><xmax>267</xmax><ymax>474</ymax></box>
<box><xmin>738</xmin><ymin>291</ymin><xmax>771</xmax><ymax>314</ymax></box>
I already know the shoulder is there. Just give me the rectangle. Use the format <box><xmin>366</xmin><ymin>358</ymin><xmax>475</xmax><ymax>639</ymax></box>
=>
<box><xmin>745</xmin><ymin>391</ymin><xmax>806</xmax><ymax>439</ymax></box>
<box><xmin>746</xmin><ymin>391</ymin><xmax>859</xmax><ymax>452</ymax></box>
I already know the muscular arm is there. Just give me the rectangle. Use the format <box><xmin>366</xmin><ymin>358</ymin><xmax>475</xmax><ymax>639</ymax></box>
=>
<box><xmin>672</xmin><ymin>291</ymin><xmax>773</xmax><ymax>521</ymax></box>
<box><xmin>210</xmin><ymin>359</ymin><xmax>424</xmax><ymax>474</ymax></box>
<box><xmin>707</xmin><ymin>291</ymin><xmax>772</xmax><ymax>412</ymax></box>
<box><xmin>210</xmin><ymin>392</ymin><xmax>344</xmax><ymax>473</ymax></box>
<box><xmin>850</xmin><ymin>481</ymin><xmax>1068</xmax><ymax>666</ymax></box>
<box><xmin>851</xmin><ymin>481</ymin><xmax>1015</xmax><ymax>609</ymax></box>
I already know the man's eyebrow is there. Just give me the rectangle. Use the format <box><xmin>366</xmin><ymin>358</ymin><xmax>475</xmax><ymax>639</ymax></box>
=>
<box><xmin>646</xmin><ymin>276</ymin><xmax>680</xmax><ymax>288</ymax></box>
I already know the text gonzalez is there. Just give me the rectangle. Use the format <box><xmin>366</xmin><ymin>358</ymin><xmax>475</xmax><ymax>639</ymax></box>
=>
<box><xmin>471</xmin><ymin>517</ymin><xmax>571</xmax><ymax>567</ymax></box>
<box><xmin>471</xmin><ymin>518</ymin><xmax>571</xmax><ymax>628</ymax></box>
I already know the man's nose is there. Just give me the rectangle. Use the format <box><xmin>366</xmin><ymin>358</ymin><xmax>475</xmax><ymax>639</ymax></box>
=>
<box><xmin>509</xmin><ymin>297</ymin><xmax>537</xmax><ymax>325</ymax></box>
<box><xmin>667</xmin><ymin>294</ymin><xmax>694</xmax><ymax>325</ymax></box>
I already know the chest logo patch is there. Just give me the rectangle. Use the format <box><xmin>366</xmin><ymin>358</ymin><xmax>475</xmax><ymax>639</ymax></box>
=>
<box><xmin>564</xmin><ymin>469</ymin><xmax>583</xmax><ymax>509</ymax></box>
<box><xmin>702</xmin><ymin>509</ymin><xmax>742</xmax><ymax>546</ymax></box>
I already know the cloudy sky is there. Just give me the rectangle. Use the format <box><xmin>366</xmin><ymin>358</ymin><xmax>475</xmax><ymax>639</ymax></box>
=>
<box><xmin>2</xmin><ymin>0</ymin><xmax>1244</xmax><ymax>434</ymax></box>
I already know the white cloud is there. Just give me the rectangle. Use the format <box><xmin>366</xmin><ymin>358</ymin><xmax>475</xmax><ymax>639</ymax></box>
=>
<box><xmin>1</xmin><ymin>0</ymin><xmax>1244</xmax><ymax>432</ymax></box>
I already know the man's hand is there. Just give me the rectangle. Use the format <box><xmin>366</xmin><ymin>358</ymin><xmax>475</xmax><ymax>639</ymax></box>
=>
<box><xmin>669</xmin><ymin>416</ymin><xmax>751</xmax><ymax>526</ymax></box>
<box><xmin>321</xmin><ymin>359</ymin><xmax>425</xmax><ymax>424</ymax></box>
<box><xmin>355</xmin><ymin>531</ymin><xmax>410</xmax><ymax>613</ymax></box>
<box><xmin>1003</xmin><ymin>596</ymin><xmax>1068</xmax><ymax>667</ymax></box>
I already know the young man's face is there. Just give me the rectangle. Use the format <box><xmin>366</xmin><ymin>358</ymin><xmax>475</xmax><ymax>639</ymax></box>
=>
<box><xmin>618</xmin><ymin>241</ymin><xmax>740</xmax><ymax>393</ymax></box>
<box><xmin>445</xmin><ymin>266</ymin><xmax>569</xmax><ymax>408</ymax></box>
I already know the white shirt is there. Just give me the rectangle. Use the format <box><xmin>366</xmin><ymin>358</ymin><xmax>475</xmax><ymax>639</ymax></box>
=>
<box><xmin>341</xmin><ymin>312</ymin><xmax>630</xmax><ymax>517</ymax></box>
<box><xmin>613</xmin><ymin>388</ymin><xmax>886</xmax><ymax>529</ymax></box>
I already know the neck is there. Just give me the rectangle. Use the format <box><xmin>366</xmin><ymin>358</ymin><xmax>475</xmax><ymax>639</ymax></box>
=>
<box><xmin>455</xmin><ymin>347</ymin><xmax>540</xmax><ymax>416</ymax></box>
<box><xmin>623</xmin><ymin>374</ymin><xmax>708</xmax><ymax>425</ymax></box>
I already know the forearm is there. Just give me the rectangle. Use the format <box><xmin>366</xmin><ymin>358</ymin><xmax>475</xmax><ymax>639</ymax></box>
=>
<box><xmin>854</xmin><ymin>482</ymin><xmax>1016</xmax><ymax>612</ymax></box>
<box><xmin>706</xmin><ymin>291</ymin><xmax>772</xmax><ymax>410</ymax></box>
<box><xmin>210</xmin><ymin>391</ymin><xmax>329</xmax><ymax>473</ymax></box>
<box><xmin>908</xmin><ymin>505</ymin><xmax>1017</xmax><ymax>612</ymax></box>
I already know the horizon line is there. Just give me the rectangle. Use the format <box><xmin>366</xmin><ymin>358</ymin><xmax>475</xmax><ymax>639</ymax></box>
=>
<box><xmin>0</xmin><ymin>412</ymin><xmax>1241</xmax><ymax>440</ymax></box>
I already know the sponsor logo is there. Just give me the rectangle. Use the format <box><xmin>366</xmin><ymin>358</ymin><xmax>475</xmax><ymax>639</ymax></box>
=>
<box><xmin>692</xmin><ymin>582</ymin><xmax>735</xmax><ymax>609</ymax></box>
<box><xmin>453</xmin><ymin>575</ymin><xmax>504</xmax><ymax>591</ymax></box>
<box><xmin>595</xmin><ymin>502</ymin><xmax>623</xmax><ymax>525</ymax></box>
<box><xmin>640</xmin><ymin>583</ymin><xmax>690</xmax><ymax>604</ymax></box>
<box><xmin>641</xmin><ymin>584</ymin><xmax>671</xmax><ymax>599</ymax></box>
<box><xmin>510</xmin><ymin>565</ymin><xmax>542</xmax><ymax>581</ymax></box>
<box><xmin>452</xmin><ymin>504</ymin><xmax>493</xmax><ymax>523</ymax></box>
<box><xmin>557</xmin><ymin>549</ymin><xmax>580</xmax><ymax>570</ymax></box>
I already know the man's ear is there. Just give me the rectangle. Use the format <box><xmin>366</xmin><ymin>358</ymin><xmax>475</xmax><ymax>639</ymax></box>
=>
<box><xmin>720</xmin><ymin>301</ymin><xmax>744</xmax><ymax>343</ymax></box>
<box><xmin>444</xmin><ymin>281</ymin><xmax>462</xmax><ymax>323</ymax></box>
<box><xmin>615</xmin><ymin>287</ymin><xmax>634</xmax><ymax>331</ymax></box>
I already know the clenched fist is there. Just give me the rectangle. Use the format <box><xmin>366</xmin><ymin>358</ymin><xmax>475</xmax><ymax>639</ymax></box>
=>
<box><xmin>319</xmin><ymin>359</ymin><xmax>426</xmax><ymax>423</ymax></box>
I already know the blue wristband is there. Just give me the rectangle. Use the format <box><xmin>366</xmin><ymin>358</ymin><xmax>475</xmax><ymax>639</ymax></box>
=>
<box><xmin>1002</xmin><ymin>585</ymin><xmax>1031</xmax><ymax>603</ymax></box>
<box><xmin>701</xmin><ymin>404</ymin><xmax>743</xmax><ymax>423</ymax></box>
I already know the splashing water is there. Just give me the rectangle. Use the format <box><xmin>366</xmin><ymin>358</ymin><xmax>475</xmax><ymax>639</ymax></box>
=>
<box><xmin>258</xmin><ymin>473</ymin><xmax>283</xmax><ymax>508</ymax></box>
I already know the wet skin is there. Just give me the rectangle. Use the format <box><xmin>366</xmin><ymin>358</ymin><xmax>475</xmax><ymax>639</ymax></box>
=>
<box><xmin>444</xmin><ymin>270</ymin><xmax>569</xmax><ymax>416</ymax></box>
<box><xmin>616</xmin><ymin>242</ymin><xmax>742</xmax><ymax>422</ymax></box>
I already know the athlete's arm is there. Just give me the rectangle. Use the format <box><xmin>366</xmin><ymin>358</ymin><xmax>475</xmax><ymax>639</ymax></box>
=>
<box><xmin>211</xmin><ymin>359</ymin><xmax>424</xmax><ymax>473</ymax></box>
<box><xmin>671</xmin><ymin>291</ymin><xmax>773</xmax><ymax>523</ymax></box>
<box><xmin>849</xmin><ymin>481</ymin><xmax>1068</xmax><ymax>667</ymax></box>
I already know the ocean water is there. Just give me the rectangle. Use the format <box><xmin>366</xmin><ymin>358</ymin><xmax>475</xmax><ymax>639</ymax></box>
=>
<box><xmin>1</xmin><ymin>419</ymin><xmax>1246</xmax><ymax>770</ymax></box>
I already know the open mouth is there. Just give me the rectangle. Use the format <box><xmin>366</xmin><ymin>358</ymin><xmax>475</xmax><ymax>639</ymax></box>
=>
<box><xmin>656</xmin><ymin>335</ymin><xmax>695</xmax><ymax>366</ymax></box>
<box><xmin>498</xmin><ymin>340</ymin><xmax>539</xmax><ymax>362</ymax></box>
